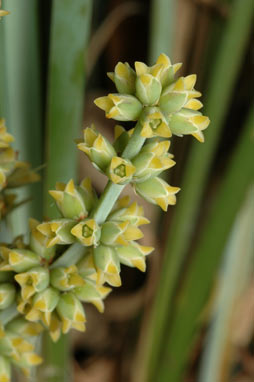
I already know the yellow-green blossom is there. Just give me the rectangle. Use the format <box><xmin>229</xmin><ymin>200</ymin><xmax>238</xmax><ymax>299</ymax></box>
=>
<box><xmin>107</xmin><ymin>62</ymin><xmax>136</xmax><ymax>94</ymax></box>
<box><xmin>134</xmin><ymin>176</ymin><xmax>180</xmax><ymax>211</ymax></box>
<box><xmin>14</xmin><ymin>267</ymin><xmax>49</xmax><ymax>300</ymax></box>
<box><xmin>77</xmin><ymin>125</ymin><xmax>116</xmax><ymax>172</ymax></box>
<box><xmin>107</xmin><ymin>156</ymin><xmax>135</xmax><ymax>184</ymax></box>
<box><xmin>50</xmin><ymin>265</ymin><xmax>85</xmax><ymax>291</ymax></box>
<box><xmin>94</xmin><ymin>94</ymin><xmax>142</xmax><ymax>121</ymax></box>
<box><xmin>37</xmin><ymin>220</ymin><xmax>76</xmax><ymax>247</ymax></box>
<box><xmin>71</xmin><ymin>219</ymin><xmax>101</xmax><ymax>246</ymax></box>
<box><xmin>56</xmin><ymin>292</ymin><xmax>86</xmax><ymax>334</ymax></box>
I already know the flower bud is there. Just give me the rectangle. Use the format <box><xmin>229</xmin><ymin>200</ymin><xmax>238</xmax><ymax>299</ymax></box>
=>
<box><xmin>115</xmin><ymin>242</ymin><xmax>154</xmax><ymax>272</ymax></box>
<box><xmin>155</xmin><ymin>53</ymin><xmax>182</xmax><ymax>88</ymax></box>
<box><xmin>56</xmin><ymin>292</ymin><xmax>86</xmax><ymax>334</ymax></box>
<box><xmin>93</xmin><ymin>245</ymin><xmax>121</xmax><ymax>287</ymax></box>
<box><xmin>37</xmin><ymin>219</ymin><xmax>76</xmax><ymax>247</ymax></box>
<box><xmin>15</xmin><ymin>266</ymin><xmax>49</xmax><ymax>300</ymax></box>
<box><xmin>29</xmin><ymin>218</ymin><xmax>56</xmax><ymax>260</ymax></box>
<box><xmin>12</xmin><ymin>351</ymin><xmax>43</xmax><ymax>375</ymax></box>
<box><xmin>31</xmin><ymin>287</ymin><xmax>60</xmax><ymax>326</ymax></box>
<box><xmin>6</xmin><ymin>317</ymin><xmax>43</xmax><ymax>338</ymax></box>
<box><xmin>140</xmin><ymin>107</ymin><xmax>171</xmax><ymax>138</ymax></box>
<box><xmin>107</xmin><ymin>62</ymin><xmax>136</xmax><ymax>94</ymax></box>
<box><xmin>159</xmin><ymin>75</ymin><xmax>202</xmax><ymax>114</ymax></box>
<box><xmin>132</xmin><ymin>148</ymin><xmax>175</xmax><ymax>183</ymax></box>
<box><xmin>50</xmin><ymin>265</ymin><xmax>85</xmax><ymax>291</ymax></box>
<box><xmin>0</xmin><ymin>247</ymin><xmax>40</xmax><ymax>273</ymax></box>
<box><xmin>113</xmin><ymin>124</ymin><xmax>132</xmax><ymax>154</ymax></box>
<box><xmin>108</xmin><ymin>198</ymin><xmax>149</xmax><ymax>226</ymax></box>
<box><xmin>101</xmin><ymin>220</ymin><xmax>143</xmax><ymax>246</ymax></box>
<box><xmin>94</xmin><ymin>94</ymin><xmax>142</xmax><ymax>121</ymax></box>
<box><xmin>76</xmin><ymin>250</ymin><xmax>97</xmax><ymax>281</ymax></box>
<box><xmin>0</xmin><ymin>119</ymin><xmax>14</xmax><ymax>148</ymax></box>
<box><xmin>136</xmin><ymin>73</ymin><xmax>162</xmax><ymax>106</ymax></box>
<box><xmin>6</xmin><ymin>161</ymin><xmax>40</xmax><ymax>188</ymax></box>
<box><xmin>48</xmin><ymin>312</ymin><xmax>62</xmax><ymax>342</ymax></box>
<box><xmin>77</xmin><ymin>126</ymin><xmax>116</xmax><ymax>172</ymax></box>
<box><xmin>0</xmin><ymin>283</ymin><xmax>16</xmax><ymax>310</ymax></box>
<box><xmin>107</xmin><ymin>156</ymin><xmax>135</xmax><ymax>185</ymax></box>
<box><xmin>0</xmin><ymin>356</ymin><xmax>11</xmax><ymax>382</ymax></box>
<box><xmin>49</xmin><ymin>178</ymin><xmax>97</xmax><ymax>220</ymax></box>
<box><xmin>71</xmin><ymin>219</ymin><xmax>101</xmax><ymax>247</ymax></box>
<box><xmin>74</xmin><ymin>280</ymin><xmax>111</xmax><ymax>313</ymax></box>
<box><xmin>134</xmin><ymin>176</ymin><xmax>180</xmax><ymax>211</ymax></box>
<box><xmin>169</xmin><ymin>108</ymin><xmax>210</xmax><ymax>142</ymax></box>
<box><xmin>0</xmin><ymin>331</ymin><xmax>34</xmax><ymax>362</ymax></box>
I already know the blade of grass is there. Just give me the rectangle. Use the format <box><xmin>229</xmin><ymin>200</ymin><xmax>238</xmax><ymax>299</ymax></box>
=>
<box><xmin>157</xmin><ymin>108</ymin><xmax>254</xmax><ymax>381</ymax></box>
<box><xmin>1</xmin><ymin>0</ymin><xmax>42</xmax><ymax>234</ymax></box>
<box><xmin>144</xmin><ymin>0</ymin><xmax>253</xmax><ymax>379</ymax></box>
<box><xmin>43</xmin><ymin>1</ymin><xmax>92</xmax><ymax>382</ymax></box>
<box><xmin>149</xmin><ymin>0</ymin><xmax>175</xmax><ymax>63</ymax></box>
<box><xmin>198</xmin><ymin>186</ymin><xmax>254</xmax><ymax>382</ymax></box>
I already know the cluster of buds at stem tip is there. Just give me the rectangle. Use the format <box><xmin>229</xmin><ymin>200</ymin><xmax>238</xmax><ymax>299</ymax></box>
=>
<box><xmin>95</xmin><ymin>53</ymin><xmax>209</xmax><ymax>142</ymax></box>
<box><xmin>0</xmin><ymin>119</ymin><xmax>40</xmax><ymax>220</ymax></box>
<box><xmin>0</xmin><ymin>53</ymin><xmax>209</xmax><ymax>381</ymax></box>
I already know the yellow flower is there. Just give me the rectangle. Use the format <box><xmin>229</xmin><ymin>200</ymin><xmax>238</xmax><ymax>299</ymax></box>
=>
<box><xmin>107</xmin><ymin>156</ymin><xmax>136</xmax><ymax>184</ymax></box>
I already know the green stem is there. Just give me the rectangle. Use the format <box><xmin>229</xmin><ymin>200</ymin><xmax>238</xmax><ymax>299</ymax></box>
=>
<box><xmin>92</xmin><ymin>120</ymin><xmax>145</xmax><ymax>224</ymax></box>
<box><xmin>0</xmin><ymin>304</ymin><xmax>19</xmax><ymax>325</ymax></box>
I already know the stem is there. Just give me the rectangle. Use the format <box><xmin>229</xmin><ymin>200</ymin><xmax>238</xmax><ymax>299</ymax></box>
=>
<box><xmin>0</xmin><ymin>304</ymin><xmax>19</xmax><ymax>325</ymax></box>
<box><xmin>92</xmin><ymin>120</ymin><xmax>145</xmax><ymax>224</ymax></box>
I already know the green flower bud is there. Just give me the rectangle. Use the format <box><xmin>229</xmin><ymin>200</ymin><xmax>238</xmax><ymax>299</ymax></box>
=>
<box><xmin>31</xmin><ymin>287</ymin><xmax>60</xmax><ymax>327</ymax></box>
<box><xmin>6</xmin><ymin>161</ymin><xmax>40</xmax><ymax>188</ymax></box>
<box><xmin>108</xmin><ymin>196</ymin><xmax>149</xmax><ymax>226</ymax></box>
<box><xmin>76</xmin><ymin>250</ymin><xmax>98</xmax><ymax>281</ymax></box>
<box><xmin>6</xmin><ymin>317</ymin><xmax>43</xmax><ymax>338</ymax></box>
<box><xmin>0</xmin><ymin>247</ymin><xmax>40</xmax><ymax>273</ymax></box>
<box><xmin>136</xmin><ymin>73</ymin><xmax>162</xmax><ymax>106</ymax></box>
<box><xmin>101</xmin><ymin>220</ymin><xmax>143</xmax><ymax>246</ymax></box>
<box><xmin>0</xmin><ymin>119</ymin><xmax>14</xmax><ymax>148</ymax></box>
<box><xmin>56</xmin><ymin>292</ymin><xmax>86</xmax><ymax>334</ymax></box>
<box><xmin>0</xmin><ymin>356</ymin><xmax>11</xmax><ymax>382</ymax></box>
<box><xmin>107</xmin><ymin>156</ymin><xmax>135</xmax><ymax>185</ymax></box>
<box><xmin>113</xmin><ymin>124</ymin><xmax>132</xmax><ymax>154</ymax></box>
<box><xmin>107</xmin><ymin>62</ymin><xmax>136</xmax><ymax>94</ymax></box>
<box><xmin>50</xmin><ymin>265</ymin><xmax>85</xmax><ymax>291</ymax></box>
<box><xmin>168</xmin><ymin>108</ymin><xmax>210</xmax><ymax>142</ymax></box>
<box><xmin>48</xmin><ymin>312</ymin><xmax>62</xmax><ymax>342</ymax></box>
<box><xmin>12</xmin><ymin>351</ymin><xmax>43</xmax><ymax>375</ymax></box>
<box><xmin>0</xmin><ymin>330</ymin><xmax>34</xmax><ymax>362</ymax></box>
<box><xmin>77</xmin><ymin>126</ymin><xmax>116</xmax><ymax>172</ymax></box>
<box><xmin>94</xmin><ymin>94</ymin><xmax>142</xmax><ymax>121</ymax></box>
<box><xmin>0</xmin><ymin>283</ymin><xmax>16</xmax><ymax>310</ymax></box>
<box><xmin>155</xmin><ymin>53</ymin><xmax>182</xmax><ymax>88</ymax></box>
<box><xmin>37</xmin><ymin>219</ymin><xmax>76</xmax><ymax>247</ymax></box>
<box><xmin>29</xmin><ymin>218</ymin><xmax>56</xmax><ymax>260</ymax></box>
<box><xmin>15</xmin><ymin>266</ymin><xmax>49</xmax><ymax>300</ymax></box>
<box><xmin>115</xmin><ymin>242</ymin><xmax>154</xmax><ymax>271</ymax></box>
<box><xmin>49</xmin><ymin>178</ymin><xmax>97</xmax><ymax>220</ymax></box>
<box><xmin>93</xmin><ymin>245</ymin><xmax>121</xmax><ymax>287</ymax></box>
<box><xmin>71</xmin><ymin>219</ymin><xmax>101</xmax><ymax>247</ymax></box>
<box><xmin>134</xmin><ymin>176</ymin><xmax>180</xmax><ymax>211</ymax></box>
<box><xmin>132</xmin><ymin>141</ymin><xmax>175</xmax><ymax>183</ymax></box>
<box><xmin>159</xmin><ymin>75</ymin><xmax>202</xmax><ymax>114</ymax></box>
<box><xmin>74</xmin><ymin>280</ymin><xmax>111</xmax><ymax>313</ymax></box>
<box><xmin>140</xmin><ymin>107</ymin><xmax>171</xmax><ymax>138</ymax></box>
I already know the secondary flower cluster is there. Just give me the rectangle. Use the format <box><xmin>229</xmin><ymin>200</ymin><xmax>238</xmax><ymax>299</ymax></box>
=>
<box><xmin>0</xmin><ymin>53</ymin><xmax>209</xmax><ymax>381</ymax></box>
<box><xmin>0</xmin><ymin>119</ymin><xmax>40</xmax><ymax>219</ymax></box>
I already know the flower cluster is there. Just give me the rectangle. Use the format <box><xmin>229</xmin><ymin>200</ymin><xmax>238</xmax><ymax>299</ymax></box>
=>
<box><xmin>0</xmin><ymin>119</ymin><xmax>40</xmax><ymax>219</ymax></box>
<box><xmin>0</xmin><ymin>53</ymin><xmax>209</xmax><ymax>381</ymax></box>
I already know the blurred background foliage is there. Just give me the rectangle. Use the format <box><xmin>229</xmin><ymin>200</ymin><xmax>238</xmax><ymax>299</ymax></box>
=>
<box><xmin>0</xmin><ymin>0</ymin><xmax>253</xmax><ymax>381</ymax></box>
